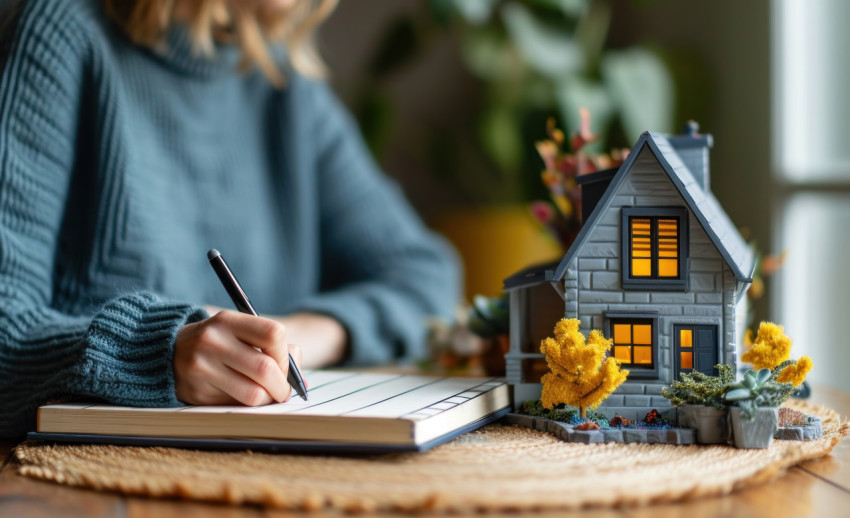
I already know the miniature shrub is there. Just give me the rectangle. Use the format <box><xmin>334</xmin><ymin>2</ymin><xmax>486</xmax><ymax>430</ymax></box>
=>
<box><xmin>643</xmin><ymin>409</ymin><xmax>669</xmax><ymax>427</ymax></box>
<box><xmin>521</xmin><ymin>400</ymin><xmax>577</xmax><ymax>422</ymax></box>
<box><xmin>661</xmin><ymin>364</ymin><xmax>734</xmax><ymax>409</ymax></box>
<box><xmin>609</xmin><ymin>414</ymin><xmax>632</xmax><ymax>427</ymax></box>
<box><xmin>520</xmin><ymin>400</ymin><xmax>608</xmax><ymax>425</ymax></box>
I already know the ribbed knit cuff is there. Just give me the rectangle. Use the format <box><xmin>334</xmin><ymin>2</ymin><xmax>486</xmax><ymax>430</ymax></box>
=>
<box><xmin>75</xmin><ymin>292</ymin><xmax>208</xmax><ymax>407</ymax></box>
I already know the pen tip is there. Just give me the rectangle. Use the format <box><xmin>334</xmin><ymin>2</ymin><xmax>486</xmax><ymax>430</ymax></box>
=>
<box><xmin>207</xmin><ymin>249</ymin><xmax>221</xmax><ymax>261</ymax></box>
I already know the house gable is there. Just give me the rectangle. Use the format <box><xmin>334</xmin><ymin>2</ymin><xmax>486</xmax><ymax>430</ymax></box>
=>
<box><xmin>553</xmin><ymin>132</ymin><xmax>755</xmax><ymax>288</ymax></box>
<box><xmin>560</xmin><ymin>145</ymin><xmax>733</xmax><ymax>325</ymax></box>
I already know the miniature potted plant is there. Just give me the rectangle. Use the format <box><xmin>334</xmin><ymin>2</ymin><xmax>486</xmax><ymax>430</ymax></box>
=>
<box><xmin>725</xmin><ymin>368</ymin><xmax>792</xmax><ymax>449</ymax></box>
<box><xmin>661</xmin><ymin>364</ymin><xmax>733</xmax><ymax>444</ymax></box>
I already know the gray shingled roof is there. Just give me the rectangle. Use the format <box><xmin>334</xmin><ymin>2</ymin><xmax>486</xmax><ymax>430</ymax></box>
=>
<box><xmin>552</xmin><ymin>131</ymin><xmax>755</xmax><ymax>283</ymax></box>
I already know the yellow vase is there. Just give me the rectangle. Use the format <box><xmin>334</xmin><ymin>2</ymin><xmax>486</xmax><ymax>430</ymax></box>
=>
<box><xmin>432</xmin><ymin>205</ymin><xmax>563</xmax><ymax>300</ymax></box>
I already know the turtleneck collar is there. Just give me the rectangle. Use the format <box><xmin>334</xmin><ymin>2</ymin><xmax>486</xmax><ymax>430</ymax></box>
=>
<box><xmin>149</xmin><ymin>23</ymin><xmax>241</xmax><ymax>79</ymax></box>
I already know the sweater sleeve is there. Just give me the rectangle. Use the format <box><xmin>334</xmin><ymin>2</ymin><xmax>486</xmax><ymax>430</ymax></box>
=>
<box><xmin>289</xmin><ymin>80</ymin><xmax>461</xmax><ymax>366</ymax></box>
<box><xmin>0</xmin><ymin>0</ymin><xmax>207</xmax><ymax>438</ymax></box>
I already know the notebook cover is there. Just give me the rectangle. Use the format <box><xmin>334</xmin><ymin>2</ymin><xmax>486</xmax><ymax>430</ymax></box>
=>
<box><xmin>26</xmin><ymin>407</ymin><xmax>510</xmax><ymax>454</ymax></box>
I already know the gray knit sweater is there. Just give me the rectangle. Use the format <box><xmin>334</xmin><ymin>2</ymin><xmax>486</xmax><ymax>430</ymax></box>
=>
<box><xmin>0</xmin><ymin>0</ymin><xmax>459</xmax><ymax>437</ymax></box>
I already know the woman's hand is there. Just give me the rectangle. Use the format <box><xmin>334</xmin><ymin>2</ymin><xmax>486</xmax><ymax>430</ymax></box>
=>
<box><xmin>205</xmin><ymin>306</ymin><xmax>348</xmax><ymax>369</ymax></box>
<box><xmin>174</xmin><ymin>310</ymin><xmax>302</xmax><ymax>406</ymax></box>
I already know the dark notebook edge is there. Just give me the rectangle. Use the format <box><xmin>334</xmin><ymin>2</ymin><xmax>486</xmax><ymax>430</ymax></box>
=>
<box><xmin>25</xmin><ymin>407</ymin><xmax>511</xmax><ymax>455</ymax></box>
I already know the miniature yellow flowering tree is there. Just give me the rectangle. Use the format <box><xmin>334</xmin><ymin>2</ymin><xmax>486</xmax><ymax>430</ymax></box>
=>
<box><xmin>741</xmin><ymin>321</ymin><xmax>812</xmax><ymax>389</ymax></box>
<box><xmin>776</xmin><ymin>356</ymin><xmax>813</xmax><ymax>387</ymax></box>
<box><xmin>539</xmin><ymin>318</ymin><xmax>629</xmax><ymax>418</ymax></box>
<box><xmin>741</xmin><ymin>322</ymin><xmax>791</xmax><ymax>370</ymax></box>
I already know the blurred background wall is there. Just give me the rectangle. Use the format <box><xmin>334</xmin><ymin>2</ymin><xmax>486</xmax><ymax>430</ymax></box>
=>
<box><xmin>318</xmin><ymin>0</ymin><xmax>849</xmax><ymax>392</ymax></box>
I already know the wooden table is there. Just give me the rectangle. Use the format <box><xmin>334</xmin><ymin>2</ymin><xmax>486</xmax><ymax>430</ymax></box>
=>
<box><xmin>2</xmin><ymin>386</ymin><xmax>848</xmax><ymax>518</ymax></box>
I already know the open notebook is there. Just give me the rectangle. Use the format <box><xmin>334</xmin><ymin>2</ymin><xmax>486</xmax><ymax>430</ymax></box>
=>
<box><xmin>30</xmin><ymin>371</ymin><xmax>511</xmax><ymax>453</ymax></box>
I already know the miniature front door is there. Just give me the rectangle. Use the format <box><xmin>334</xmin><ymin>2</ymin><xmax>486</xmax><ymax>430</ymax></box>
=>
<box><xmin>674</xmin><ymin>325</ymin><xmax>717</xmax><ymax>379</ymax></box>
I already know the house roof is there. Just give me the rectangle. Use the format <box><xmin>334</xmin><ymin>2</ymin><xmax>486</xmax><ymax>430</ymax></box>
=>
<box><xmin>552</xmin><ymin>131</ymin><xmax>756</xmax><ymax>283</ymax></box>
<box><xmin>503</xmin><ymin>260</ymin><xmax>560</xmax><ymax>291</ymax></box>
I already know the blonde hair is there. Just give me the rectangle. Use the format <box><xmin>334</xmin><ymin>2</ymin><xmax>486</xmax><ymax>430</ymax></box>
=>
<box><xmin>101</xmin><ymin>0</ymin><xmax>339</xmax><ymax>87</ymax></box>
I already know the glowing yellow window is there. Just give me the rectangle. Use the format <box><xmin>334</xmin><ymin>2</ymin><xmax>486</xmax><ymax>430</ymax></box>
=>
<box><xmin>610</xmin><ymin>321</ymin><xmax>654</xmax><ymax>368</ymax></box>
<box><xmin>657</xmin><ymin>219</ymin><xmax>679</xmax><ymax>277</ymax></box>
<box><xmin>633</xmin><ymin>325</ymin><xmax>652</xmax><ymax>345</ymax></box>
<box><xmin>630</xmin><ymin>218</ymin><xmax>652</xmax><ymax>277</ymax></box>
<box><xmin>627</xmin><ymin>214</ymin><xmax>683</xmax><ymax>280</ymax></box>
<box><xmin>680</xmin><ymin>351</ymin><xmax>693</xmax><ymax>369</ymax></box>
<box><xmin>680</xmin><ymin>329</ymin><xmax>693</xmax><ymax>348</ymax></box>
<box><xmin>634</xmin><ymin>346</ymin><xmax>652</xmax><ymax>364</ymax></box>
<box><xmin>614</xmin><ymin>324</ymin><xmax>631</xmax><ymax>344</ymax></box>
<box><xmin>614</xmin><ymin>346</ymin><xmax>631</xmax><ymax>362</ymax></box>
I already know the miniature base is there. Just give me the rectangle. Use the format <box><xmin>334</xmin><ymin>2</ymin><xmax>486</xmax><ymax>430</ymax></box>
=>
<box><xmin>504</xmin><ymin>413</ymin><xmax>696</xmax><ymax>445</ymax></box>
<box><xmin>15</xmin><ymin>401</ymin><xmax>847</xmax><ymax>513</ymax></box>
<box><xmin>775</xmin><ymin>416</ymin><xmax>823</xmax><ymax>441</ymax></box>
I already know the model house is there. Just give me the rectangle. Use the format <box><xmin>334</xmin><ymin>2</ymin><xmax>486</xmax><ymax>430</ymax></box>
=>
<box><xmin>504</xmin><ymin>124</ymin><xmax>755</xmax><ymax>421</ymax></box>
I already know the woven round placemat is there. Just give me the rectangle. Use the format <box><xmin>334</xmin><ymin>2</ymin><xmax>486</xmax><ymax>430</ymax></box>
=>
<box><xmin>15</xmin><ymin>400</ymin><xmax>848</xmax><ymax>513</ymax></box>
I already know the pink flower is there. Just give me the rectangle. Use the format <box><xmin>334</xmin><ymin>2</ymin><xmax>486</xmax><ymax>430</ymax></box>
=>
<box><xmin>530</xmin><ymin>201</ymin><xmax>555</xmax><ymax>224</ymax></box>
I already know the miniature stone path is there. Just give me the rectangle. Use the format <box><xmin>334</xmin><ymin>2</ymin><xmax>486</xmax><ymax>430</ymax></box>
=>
<box><xmin>504</xmin><ymin>413</ymin><xmax>696</xmax><ymax>445</ymax></box>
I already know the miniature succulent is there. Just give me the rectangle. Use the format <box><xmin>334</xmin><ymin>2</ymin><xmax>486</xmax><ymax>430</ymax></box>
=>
<box><xmin>661</xmin><ymin>364</ymin><xmax>734</xmax><ymax>409</ymax></box>
<box><xmin>725</xmin><ymin>368</ymin><xmax>793</xmax><ymax>420</ymax></box>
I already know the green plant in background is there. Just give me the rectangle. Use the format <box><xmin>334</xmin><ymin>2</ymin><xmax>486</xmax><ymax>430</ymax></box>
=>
<box><xmin>725</xmin><ymin>368</ymin><xmax>793</xmax><ymax>421</ymax></box>
<box><xmin>661</xmin><ymin>364</ymin><xmax>734</xmax><ymax>409</ymax></box>
<box><xmin>355</xmin><ymin>0</ymin><xmax>675</xmax><ymax>205</ymax></box>
<box><xmin>468</xmin><ymin>294</ymin><xmax>509</xmax><ymax>338</ymax></box>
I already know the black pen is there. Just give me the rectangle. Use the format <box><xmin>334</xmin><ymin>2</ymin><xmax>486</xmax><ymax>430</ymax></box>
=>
<box><xmin>206</xmin><ymin>249</ymin><xmax>309</xmax><ymax>402</ymax></box>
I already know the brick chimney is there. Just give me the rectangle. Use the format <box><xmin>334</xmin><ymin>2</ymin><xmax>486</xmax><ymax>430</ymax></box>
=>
<box><xmin>668</xmin><ymin>121</ymin><xmax>713</xmax><ymax>191</ymax></box>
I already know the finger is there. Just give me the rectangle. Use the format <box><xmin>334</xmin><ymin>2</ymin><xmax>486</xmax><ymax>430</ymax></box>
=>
<box><xmin>185</xmin><ymin>383</ymin><xmax>240</xmax><ymax>406</ymax></box>
<box><xmin>207</xmin><ymin>364</ymin><xmax>276</xmax><ymax>407</ymax></box>
<box><xmin>258</xmin><ymin>336</ymin><xmax>295</xmax><ymax>376</ymax></box>
<box><xmin>214</xmin><ymin>311</ymin><xmax>287</xmax><ymax>352</ymax></box>
<box><xmin>220</xmin><ymin>344</ymin><xmax>291</xmax><ymax>403</ymax></box>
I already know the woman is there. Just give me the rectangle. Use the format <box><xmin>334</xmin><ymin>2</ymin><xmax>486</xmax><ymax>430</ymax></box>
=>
<box><xmin>0</xmin><ymin>0</ymin><xmax>459</xmax><ymax>437</ymax></box>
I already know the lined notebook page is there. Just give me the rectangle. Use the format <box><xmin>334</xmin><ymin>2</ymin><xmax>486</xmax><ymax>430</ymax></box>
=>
<box><xmin>168</xmin><ymin>371</ymin><xmax>501</xmax><ymax>419</ymax></box>
<box><xmin>63</xmin><ymin>371</ymin><xmax>503</xmax><ymax>422</ymax></box>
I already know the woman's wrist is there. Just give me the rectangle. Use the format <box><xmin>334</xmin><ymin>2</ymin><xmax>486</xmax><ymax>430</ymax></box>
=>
<box><xmin>271</xmin><ymin>312</ymin><xmax>348</xmax><ymax>368</ymax></box>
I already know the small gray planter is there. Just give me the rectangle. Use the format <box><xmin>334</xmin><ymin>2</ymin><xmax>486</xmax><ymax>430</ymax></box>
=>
<box><xmin>729</xmin><ymin>407</ymin><xmax>778</xmax><ymax>449</ymax></box>
<box><xmin>678</xmin><ymin>405</ymin><xmax>728</xmax><ymax>444</ymax></box>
